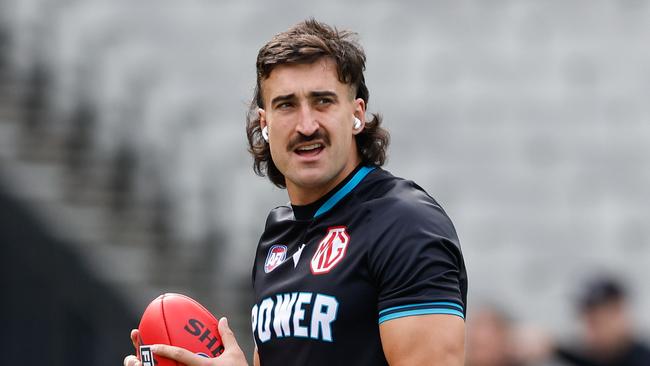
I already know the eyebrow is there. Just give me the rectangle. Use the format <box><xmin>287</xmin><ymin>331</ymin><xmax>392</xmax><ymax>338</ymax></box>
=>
<box><xmin>270</xmin><ymin>93</ymin><xmax>295</xmax><ymax>106</ymax></box>
<box><xmin>270</xmin><ymin>90</ymin><xmax>339</xmax><ymax>107</ymax></box>
<box><xmin>310</xmin><ymin>90</ymin><xmax>338</xmax><ymax>99</ymax></box>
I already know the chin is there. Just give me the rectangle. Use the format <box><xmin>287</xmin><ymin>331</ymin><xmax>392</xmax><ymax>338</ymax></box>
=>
<box><xmin>289</xmin><ymin>167</ymin><xmax>336</xmax><ymax>188</ymax></box>
<box><xmin>292</xmin><ymin>172</ymin><xmax>330</xmax><ymax>188</ymax></box>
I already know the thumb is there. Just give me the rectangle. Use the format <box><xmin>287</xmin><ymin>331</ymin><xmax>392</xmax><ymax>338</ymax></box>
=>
<box><xmin>218</xmin><ymin>317</ymin><xmax>242</xmax><ymax>352</ymax></box>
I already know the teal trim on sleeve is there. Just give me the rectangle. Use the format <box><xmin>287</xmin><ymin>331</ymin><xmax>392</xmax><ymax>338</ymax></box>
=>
<box><xmin>378</xmin><ymin>301</ymin><xmax>464</xmax><ymax>316</ymax></box>
<box><xmin>378</xmin><ymin>308</ymin><xmax>465</xmax><ymax>324</ymax></box>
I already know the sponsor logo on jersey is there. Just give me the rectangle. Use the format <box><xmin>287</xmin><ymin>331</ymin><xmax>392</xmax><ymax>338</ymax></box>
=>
<box><xmin>292</xmin><ymin>243</ymin><xmax>306</xmax><ymax>268</ymax></box>
<box><xmin>265</xmin><ymin>245</ymin><xmax>287</xmax><ymax>273</ymax></box>
<box><xmin>251</xmin><ymin>292</ymin><xmax>339</xmax><ymax>343</ymax></box>
<box><xmin>311</xmin><ymin>226</ymin><xmax>349</xmax><ymax>275</ymax></box>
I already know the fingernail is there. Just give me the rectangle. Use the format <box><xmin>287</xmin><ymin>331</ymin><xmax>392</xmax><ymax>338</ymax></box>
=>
<box><xmin>150</xmin><ymin>345</ymin><xmax>159</xmax><ymax>352</ymax></box>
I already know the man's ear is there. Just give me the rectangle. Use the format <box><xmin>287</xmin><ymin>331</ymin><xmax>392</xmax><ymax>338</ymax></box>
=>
<box><xmin>354</xmin><ymin>97</ymin><xmax>366</xmax><ymax>113</ymax></box>
<box><xmin>259</xmin><ymin>108</ymin><xmax>270</xmax><ymax>142</ymax></box>
<box><xmin>258</xmin><ymin>108</ymin><xmax>267</xmax><ymax>128</ymax></box>
<box><xmin>352</xmin><ymin>98</ymin><xmax>366</xmax><ymax>135</ymax></box>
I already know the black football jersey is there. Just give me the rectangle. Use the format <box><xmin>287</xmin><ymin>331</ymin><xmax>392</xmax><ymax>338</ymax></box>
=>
<box><xmin>251</xmin><ymin>165</ymin><xmax>467</xmax><ymax>365</ymax></box>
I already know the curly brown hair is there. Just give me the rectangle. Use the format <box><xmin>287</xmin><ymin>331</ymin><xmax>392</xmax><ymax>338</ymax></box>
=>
<box><xmin>246</xmin><ymin>18</ymin><xmax>390</xmax><ymax>188</ymax></box>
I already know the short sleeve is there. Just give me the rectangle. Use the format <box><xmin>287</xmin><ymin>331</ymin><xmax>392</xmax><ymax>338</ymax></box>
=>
<box><xmin>367</xmin><ymin>194</ymin><xmax>467</xmax><ymax>324</ymax></box>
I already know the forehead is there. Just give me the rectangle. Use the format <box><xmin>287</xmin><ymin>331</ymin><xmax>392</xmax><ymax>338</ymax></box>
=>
<box><xmin>261</xmin><ymin>58</ymin><xmax>350</xmax><ymax>103</ymax></box>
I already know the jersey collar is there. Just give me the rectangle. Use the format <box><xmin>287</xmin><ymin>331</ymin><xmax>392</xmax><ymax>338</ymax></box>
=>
<box><xmin>291</xmin><ymin>165</ymin><xmax>376</xmax><ymax>221</ymax></box>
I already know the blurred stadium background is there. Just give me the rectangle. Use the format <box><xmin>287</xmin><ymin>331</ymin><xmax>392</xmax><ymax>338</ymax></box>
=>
<box><xmin>0</xmin><ymin>0</ymin><xmax>649</xmax><ymax>365</ymax></box>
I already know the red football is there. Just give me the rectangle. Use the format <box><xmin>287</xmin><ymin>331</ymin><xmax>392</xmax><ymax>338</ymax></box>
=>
<box><xmin>137</xmin><ymin>293</ymin><xmax>224</xmax><ymax>366</ymax></box>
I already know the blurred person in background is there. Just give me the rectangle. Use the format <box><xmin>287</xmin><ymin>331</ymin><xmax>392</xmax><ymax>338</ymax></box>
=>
<box><xmin>554</xmin><ymin>276</ymin><xmax>650</xmax><ymax>366</ymax></box>
<box><xmin>466</xmin><ymin>304</ymin><xmax>526</xmax><ymax>366</ymax></box>
<box><xmin>124</xmin><ymin>18</ymin><xmax>467</xmax><ymax>366</ymax></box>
<box><xmin>516</xmin><ymin>275</ymin><xmax>650</xmax><ymax>366</ymax></box>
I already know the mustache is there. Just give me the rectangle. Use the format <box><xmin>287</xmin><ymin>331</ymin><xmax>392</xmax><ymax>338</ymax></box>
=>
<box><xmin>287</xmin><ymin>130</ymin><xmax>330</xmax><ymax>151</ymax></box>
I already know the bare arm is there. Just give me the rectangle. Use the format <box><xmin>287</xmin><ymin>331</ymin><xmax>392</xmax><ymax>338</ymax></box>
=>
<box><xmin>380</xmin><ymin>314</ymin><xmax>465</xmax><ymax>366</ymax></box>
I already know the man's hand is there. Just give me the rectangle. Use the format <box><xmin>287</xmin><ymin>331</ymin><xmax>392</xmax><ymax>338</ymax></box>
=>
<box><xmin>123</xmin><ymin>317</ymin><xmax>249</xmax><ymax>366</ymax></box>
<box><xmin>123</xmin><ymin>328</ymin><xmax>141</xmax><ymax>366</ymax></box>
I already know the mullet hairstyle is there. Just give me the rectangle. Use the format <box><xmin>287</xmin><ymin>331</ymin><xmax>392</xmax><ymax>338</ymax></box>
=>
<box><xmin>245</xmin><ymin>18</ymin><xmax>390</xmax><ymax>188</ymax></box>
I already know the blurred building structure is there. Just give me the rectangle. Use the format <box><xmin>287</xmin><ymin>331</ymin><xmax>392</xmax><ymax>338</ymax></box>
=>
<box><xmin>0</xmin><ymin>0</ymin><xmax>649</xmax><ymax>363</ymax></box>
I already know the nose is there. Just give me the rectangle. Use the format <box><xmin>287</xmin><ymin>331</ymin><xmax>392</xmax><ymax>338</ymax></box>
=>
<box><xmin>295</xmin><ymin>105</ymin><xmax>319</xmax><ymax>136</ymax></box>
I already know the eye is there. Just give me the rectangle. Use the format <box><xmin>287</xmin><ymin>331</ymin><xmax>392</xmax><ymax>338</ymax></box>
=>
<box><xmin>277</xmin><ymin>102</ymin><xmax>293</xmax><ymax>109</ymax></box>
<box><xmin>317</xmin><ymin>97</ymin><xmax>333</xmax><ymax>105</ymax></box>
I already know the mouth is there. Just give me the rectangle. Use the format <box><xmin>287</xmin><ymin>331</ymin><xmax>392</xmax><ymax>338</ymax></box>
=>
<box><xmin>294</xmin><ymin>142</ymin><xmax>325</xmax><ymax>158</ymax></box>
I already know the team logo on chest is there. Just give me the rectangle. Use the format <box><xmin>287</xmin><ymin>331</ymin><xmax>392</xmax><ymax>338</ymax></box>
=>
<box><xmin>264</xmin><ymin>245</ymin><xmax>287</xmax><ymax>273</ymax></box>
<box><xmin>311</xmin><ymin>226</ymin><xmax>350</xmax><ymax>275</ymax></box>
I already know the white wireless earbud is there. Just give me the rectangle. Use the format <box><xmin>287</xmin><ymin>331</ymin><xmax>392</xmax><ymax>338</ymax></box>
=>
<box><xmin>261</xmin><ymin>126</ymin><xmax>269</xmax><ymax>142</ymax></box>
<box><xmin>353</xmin><ymin>117</ymin><xmax>362</xmax><ymax>130</ymax></box>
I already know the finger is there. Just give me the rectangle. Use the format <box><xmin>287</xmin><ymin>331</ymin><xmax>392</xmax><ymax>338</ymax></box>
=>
<box><xmin>131</xmin><ymin>329</ymin><xmax>140</xmax><ymax>349</ymax></box>
<box><xmin>151</xmin><ymin>344</ymin><xmax>204</xmax><ymax>365</ymax></box>
<box><xmin>123</xmin><ymin>354</ymin><xmax>140</xmax><ymax>366</ymax></box>
<box><xmin>218</xmin><ymin>317</ymin><xmax>242</xmax><ymax>352</ymax></box>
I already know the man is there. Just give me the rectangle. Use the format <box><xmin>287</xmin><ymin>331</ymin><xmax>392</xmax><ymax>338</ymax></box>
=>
<box><xmin>554</xmin><ymin>276</ymin><xmax>650</xmax><ymax>366</ymax></box>
<box><xmin>125</xmin><ymin>18</ymin><xmax>467</xmax><ymax>366</ymax></box>
<box><xmin>515</xmin><ymin>275</ymin><xmax>650</xmax><ymax>366</ymax></box>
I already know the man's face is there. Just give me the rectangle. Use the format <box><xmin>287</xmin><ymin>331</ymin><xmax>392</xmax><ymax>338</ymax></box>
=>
<box><xmin>583</xmin><ymin>300</ymin><xmax>631</xmax><ymax>353</ymax></box>
<box><xmin>259</xmin><ymin>57</ymin><xmax>365</xmax><ymax>204</ymax></box>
